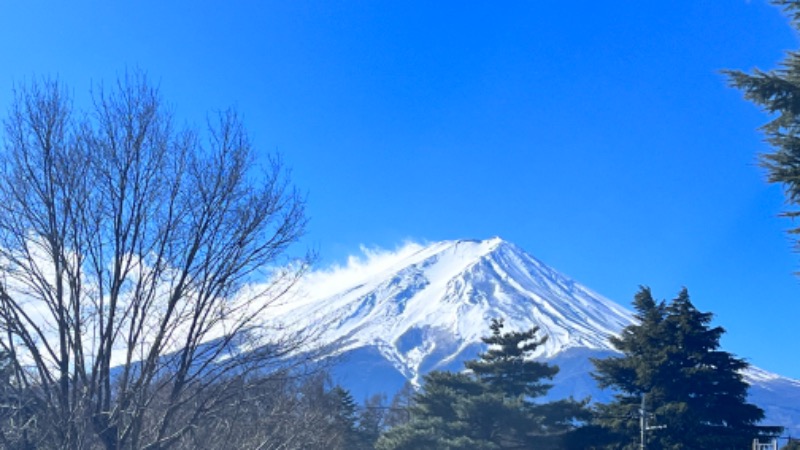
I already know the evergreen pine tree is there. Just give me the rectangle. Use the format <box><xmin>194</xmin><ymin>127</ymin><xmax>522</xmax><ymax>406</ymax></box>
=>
<box><xmin>593</xmin><ymin>287</ymin><xmax>781</xmax><ymax>449</ymax></box>
<box><xmin>377</xmin><ymin>320</ymin><xmax>589</xmax><ymax>450</ymax></box>
<box><xmin>725</xmin><ymin>0</ymin><xmax>800</xmax><ymax>248</ymax></box>
<box><xmin>466</xmin><ymin>318</ymin><xmax>557</xmax><ymax>398</ymax></box>
<box><xmin>376</xmin><ymin>371</ymin><xmax>496</xmax><ymax>450</ymax></box>
<box><xmin>328</xmin><ymin>386</ymin><xmax>361</xmax><ymax>449</ymax></box>
<box><xmin>592</xmin><ymin>288</ymin><xmax>669</xmax><ymax>446</ymax></box>
<box><xmin>467</xmin><ymin>319</ymin><xmax>590</xmax><ymax>448</ymax></box>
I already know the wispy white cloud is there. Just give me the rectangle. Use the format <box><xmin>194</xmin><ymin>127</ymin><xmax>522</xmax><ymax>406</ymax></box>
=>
<box><xmin>273</xmin><ymin>240</ymin><xmax>428</xmax><ymax>311</ymax></box>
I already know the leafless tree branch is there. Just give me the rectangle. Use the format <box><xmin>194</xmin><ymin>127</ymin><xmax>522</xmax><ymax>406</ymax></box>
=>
<box><xmin>0</xmin><ymin>72</ymin><xmax>312</xmax><ymax>450</ymax></box>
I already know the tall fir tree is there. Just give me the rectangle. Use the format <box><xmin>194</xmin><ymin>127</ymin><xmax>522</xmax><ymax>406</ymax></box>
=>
<box><xmin>377</xmin><ymin>319</ymin><xmax>589</xmax><ymax>450</ymax></box>
<box><xmin>318</xmin><ymin>384</ymin><xmax>389</xmax><ymax>450</ymax></box>
<box><xmin>725</xmin><ymin>0</ymin><xmax>800</xmax><ymax>249</ymax></box>
<box><xmin>592</xmin><ymin>287</ymin><xmax>781</xmax><ymax>449</ymax></box>
<box><xmin>466</xmin><ymin>319</ymin><xmax>558</xmax><ymax>398</ymax></box>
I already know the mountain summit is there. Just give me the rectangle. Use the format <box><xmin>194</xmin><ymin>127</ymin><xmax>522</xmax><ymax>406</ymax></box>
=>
<box><xmin>280</xmin><ymin>237</ymin><xmax>631</xmax><ymax>381</ymax></box>
<box><xmin>275</xmin><ymin>238</ymin><xmax>800</xmax><ymax>433</ymax></box>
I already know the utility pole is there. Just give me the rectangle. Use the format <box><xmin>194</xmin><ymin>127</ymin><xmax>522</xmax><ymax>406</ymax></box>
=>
<box><xmin>640</xmin><ymin>393</ymin><xmax>646</xmax><ymax>450</ymax></box>
<box><xmin>639</xmin><ymin>392</ymin><xmax>666</xmax><ymax>450</ymax></box>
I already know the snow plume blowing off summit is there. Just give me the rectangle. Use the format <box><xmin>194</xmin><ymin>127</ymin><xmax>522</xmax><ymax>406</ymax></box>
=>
<box><xmin>274</xmin><ymin>237</ymin><xmax>633</xmax><ymax>383</ymax></box>
<box><xmin>271</xmin><ymin>237</ymin><xmax>800</xmax><ymax>435</ymax></box>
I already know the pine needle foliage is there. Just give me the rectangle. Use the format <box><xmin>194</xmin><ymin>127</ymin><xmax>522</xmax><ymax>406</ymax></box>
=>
<box><xmin>465</xmin><ymin>319</ymin><xmax>558</xmax><ymax>399</ymax></box>
<box><xmin>592</xmin><ymin>287</ymin><xmax>781</xmax><ymax>449</ymax></box>
<box><xmin>377</xmin><ymin>319</ymin><xmax>589</xmax><ymax>450</ymax></box>
<box><xmin>725</xmin><ymin>0</ymin><xmax>800</xmax><ymax>245</ymax></box>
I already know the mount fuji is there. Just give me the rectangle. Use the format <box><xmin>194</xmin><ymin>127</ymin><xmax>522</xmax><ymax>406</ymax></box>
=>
<box><xmin>273</xmin><ymin>237</ymin><xmax>800</xmax><ymax>434</ymax></box>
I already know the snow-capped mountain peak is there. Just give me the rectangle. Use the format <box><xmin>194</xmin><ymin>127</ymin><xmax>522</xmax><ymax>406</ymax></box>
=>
<box><xmin>278</xmin><ymin>237</ymin><xmax>633</xmax><ymax>381</ymax></box>
<box><xmin>268</xmin><ymin>237</ymin><xmax>800</xmax><ymax>433</ymax></box>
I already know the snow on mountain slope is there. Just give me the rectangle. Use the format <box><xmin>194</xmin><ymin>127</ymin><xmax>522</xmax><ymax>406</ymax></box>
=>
<box><xmin>276</xmin><ymin>237</ymin><xmax>632</xmax><ymax>383</ymax></box>
<box><xmin>270</xmin><ymin>237</ymin><xmax>800</xmax><ymax>434</ymax></box>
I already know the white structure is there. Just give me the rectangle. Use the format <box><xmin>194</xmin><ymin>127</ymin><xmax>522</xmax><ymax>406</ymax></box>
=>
<box><xmin>753</xmin><ymin>438</ymin><xmax>778</xmax><ymax>450</ymax></box>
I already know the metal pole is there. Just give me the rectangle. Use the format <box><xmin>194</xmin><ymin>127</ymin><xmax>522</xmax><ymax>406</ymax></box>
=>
<box><xmin>640</xmin><ymin>393</ymin><xmax>646</xmax><ymax>450</ymax></box>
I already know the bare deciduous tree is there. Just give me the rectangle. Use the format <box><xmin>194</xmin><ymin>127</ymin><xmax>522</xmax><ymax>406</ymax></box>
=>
<box><xmin>0</xmin><ymin>73</ymin><xmax>310</xmax><ymax>449</ymax></box>
<box><xmin>176</xmin><ymin>371</ymin><xmax>384</xmax><ymax>450</ymax></box>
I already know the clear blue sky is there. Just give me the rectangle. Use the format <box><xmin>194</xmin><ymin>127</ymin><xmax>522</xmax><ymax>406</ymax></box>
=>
<box><xmin>1</xmin><ymin>1</ymin><xmax>799</xmax><ymax>378</ymax></box>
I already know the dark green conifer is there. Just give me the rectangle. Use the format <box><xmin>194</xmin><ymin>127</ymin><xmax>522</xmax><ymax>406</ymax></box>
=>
<box><xmin>377</xmin><ymin>320</ymin><xmax>589</xmax><ymax>450</ymax></box>
<box><xmin>725</xmin><ymin>0</ymin><xmax>800</xmax><ymax>247</ymax></box>
<box><xmin>593</xmin><ymin>287</ymin><xmax>781</xmax><ymax>449</ymax></box>
<box><xmin>466</xmin><ymin>318</ymin><xmax>557</xmax><ymax>398</ymax></box>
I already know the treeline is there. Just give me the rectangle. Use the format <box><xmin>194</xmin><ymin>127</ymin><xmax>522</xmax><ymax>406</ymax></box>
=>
<box><xmin>0</xmin><ymin>72</ymin><xmax>315</xmax><ymax>449</ymax></box>
<box><xmin>0</xmin><ymin>287</ymin><xmax>783</xmax><ymax>449</ymax></box>
<box><xmin>370</xmin><ymin>287</ymin><xmax>779</xmax><ymax>450</ymax></box>
<box><xmin>4</xmin><ymin>0</ymin><xmax>800</xmax><ymax>444</ymax></box>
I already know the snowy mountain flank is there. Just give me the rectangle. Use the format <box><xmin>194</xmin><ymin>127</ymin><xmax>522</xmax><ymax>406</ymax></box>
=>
<box><xmin>275</xmin><ymin>237</ymin><xmax>800</xmax><ymax>434</ymax></box>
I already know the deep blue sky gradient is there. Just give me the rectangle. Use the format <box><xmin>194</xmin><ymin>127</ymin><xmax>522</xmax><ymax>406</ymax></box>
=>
<box><xmin>1</xmin><ymin>1</ymin><xmax>799</xmax><ymax>378</ymax></box>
